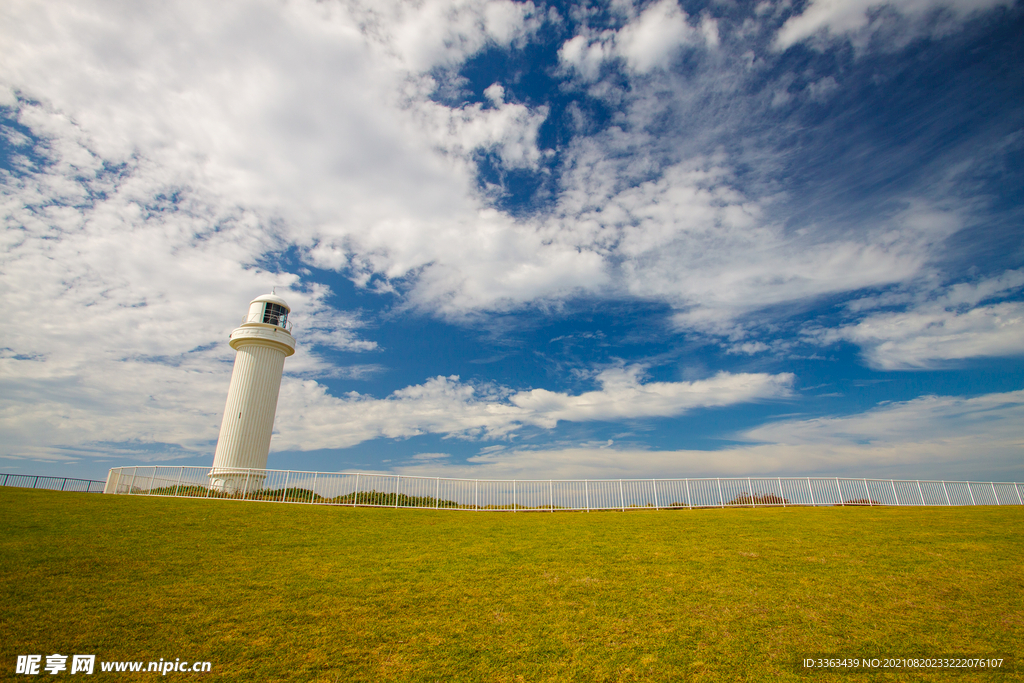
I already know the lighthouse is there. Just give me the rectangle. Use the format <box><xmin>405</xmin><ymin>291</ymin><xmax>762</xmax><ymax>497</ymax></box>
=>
<box><xmin>210</xmin><ymin>293</ymin><xmax>295</xmax><ymax>493</ymax></box>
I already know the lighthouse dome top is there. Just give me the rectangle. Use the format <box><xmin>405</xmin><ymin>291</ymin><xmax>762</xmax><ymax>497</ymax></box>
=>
<box><xmin>244</xmin><ymin>292</ymin><xmax>292</xmax><ymax>330</ymax></box>
<box><xmin>250</xmin><ymin>293</ymin><xmax>291</xmax><ymax>311</ymax></box>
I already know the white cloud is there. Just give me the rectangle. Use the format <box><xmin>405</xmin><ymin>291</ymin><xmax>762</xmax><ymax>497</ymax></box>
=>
<box><xmin>483</xmin><ymin>82</ymin><xmax>505</xmax><ymax>105</ymax></box>
<box><xmin>0</xmin><ymin>0</ymin><xmax>568</xmax><ymax>464</ymax></box>
<box><xmin>728</xmin><ymin>341</ymin><xmax>771</xmax><ymax>355</ymax></box>
<box><xmin>820</xmin><ymin>270</ymin><xmax>1024</xmax><ymax>368</ymax></box>
<box><xmin>394</xmin><ymin>390</ymin><xmax>1024</xmax><ymax>480</ymax></box>
<box><xmin>558</xmin><ymin>0</ymin><xmax>716</xmax><ymax>79</ymax></box>
<box><xmin>411</xmin><ymin>94</ymin><xmax>550</xmax><ymax>169</ymax></box>
<box><xmin>508</xmin><ymin>366</ymin><xmax>793</xmax><ymax>427</ymax></box>
<box><xmin>0</xmin><ymin>103</ymin><xmax>380</xmax><ymax>464</ymax></box>
<box><xmin>1</xmin><ymin>0</ymin><xmax>1018</xmax><ymax>473</ymax></box>
<box><xmin>553</xmin><ymin>156</ymin><xmax>956</xmax><ymax>336</ymax></box>
<box><xmin>0</xmin><ymin>0</ymin><xmax>973</xmax><ymax>332</ymax></box>
<box><xmin>270</xmin><ymin>367</ymin><xmax>793</xmax><ymax>452</ymax></box>
<box><xmin>775</xmin><ymin>0</ymin><xmax>1014</xmax><ymax>49</ymax></box>
<box><xmin>411</xmin><ymin>452</ymin><xmax>451</xmax><ymax>460</ymax></box>
<box><xmin>348</xmin><ymin>0</ymin><xmax>540</xmax><ymax>72</ymax></box>
<box><xmin>828</xmin><ymin>302</ymin><xmax>1024</xmax><ymax>369</ymax></box>
<box><xmin>0</xmin><ymin>0</ymin><xmax>557</xmax><ymax>297</ymax></box>
<box><xmin>616</xmin><ymin>0</ymin><xmax>718</xmax><ymax>71</ymax></box>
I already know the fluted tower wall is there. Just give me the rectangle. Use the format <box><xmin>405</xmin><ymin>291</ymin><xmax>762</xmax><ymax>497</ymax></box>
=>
<box><xmin>212</xmin><ymin>343</ymin><xmax>287</xmax><ymax>470</ymax></box>
<box><xmin>210</xmin><ymin>294</ymin><xmax>295</xmax><ymax>493</ymax></box>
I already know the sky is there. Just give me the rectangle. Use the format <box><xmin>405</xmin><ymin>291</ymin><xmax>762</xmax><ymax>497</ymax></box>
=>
<box><xmin>1</xmin><ymin>0</ymin><xmax>1022</xmax><ymax>484</ymax></box>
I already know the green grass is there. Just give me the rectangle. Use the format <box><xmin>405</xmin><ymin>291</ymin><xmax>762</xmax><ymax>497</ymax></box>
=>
<box><xmin>1</xmin><ymin>488</ymin><xmax>1021</xmax><ymax>682</ymax></box>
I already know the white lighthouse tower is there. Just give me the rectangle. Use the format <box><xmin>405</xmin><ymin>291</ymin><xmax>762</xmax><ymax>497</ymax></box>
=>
<box><xmin>210</xmin><ymin>293</ymin><xmax>295</xmax><ymax>493</ymax></box>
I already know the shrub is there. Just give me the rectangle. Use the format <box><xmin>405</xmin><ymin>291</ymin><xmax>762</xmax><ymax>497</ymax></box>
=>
<box><xmin>728</xmin><ymin>492</ymin><xmax>790</xmax><ymax>506</ymax></box>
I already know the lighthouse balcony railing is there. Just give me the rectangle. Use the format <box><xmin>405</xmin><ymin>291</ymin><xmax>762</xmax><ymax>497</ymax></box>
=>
<box><xmin>103</xmin><ymin>466</ymin><xmax>1024</xmax><ymax>510</ymax></box>
<box><xmin>241</xmin><ymin>314</ymin><xmax>292</xmax><ymax>332</ymax></box>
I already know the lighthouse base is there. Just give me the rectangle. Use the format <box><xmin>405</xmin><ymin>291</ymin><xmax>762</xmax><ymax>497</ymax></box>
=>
<box><xmin>208</xmin><ymin>469</ymin><xmax>267</xmax><ymax>496</ymax></box>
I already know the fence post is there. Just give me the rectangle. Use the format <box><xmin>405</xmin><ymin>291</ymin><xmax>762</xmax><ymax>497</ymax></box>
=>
<box><xmin>864</xmin><ymin>478</ymin><xmax>871</xmax><ymax>506</ymax></box>
<box><xmin>942</xmin><ymin>481</ymin><xmax>950</xmax><ymax>506</ymax></box>
<box><xmin>807</xmin><ymin>478</ymin><xmax>815</xmax><ymax>506</ymax></box>
<box><xmin>33</xmin><ymin>475</ymin><xmax>39</xmax><ymax>489</ymax></box>
<box><xmin>585</xmin><ymin>480</ymin><xmax>589</xmax><ymax>512</ymax></box>
<box><xmin>917</xmin><ymin>480</ymin><xmax>925</xmax><ymax>506</ymax></box>
<box><xmin>205</xmin><ymin>468</ymin><xmax>214</xmax><ymax>498</ymax></box>
<box><xmin>243</xmin><ymin>469</ymin><xmax>251</xmax><ymax>500</ymax></box>
<box><xmin>967</xmin><ymin>482</ymin><xmax>976</xmax><ymax>506</ymax></box>
<box><xmin>686</xmin><ymin>479</ymin><xmax>691</xmax><ymax>510</ymax></box>
<box><xmin>353</xmin><ymin>473</ymin><xmax>361</xmax><ymax>507</ymax></box>
<box><xmin>513</xmin><ymin>479</ymin><xmax>516</xmax><ymax>511</ymax></box>
<box><xmin>619</xmin><ymin>479</ymin><xmax>625</xmax><ymax>511</ymax></box>
<box><xmin>128</xmin><ymin>468</ymin><xmax>138</xmax><ymax>495</ymax></box>
<box><xmin>890</xmin><ymin>479</ymin><xmax>898</xmax><ymax>506</ymax></box>
<box><xmin>653</xmin><ymin>479</ymin><xmax>659</xmax><ymax>509</ymax></box>
<box><xmin>1015</xmin><ymin>482</ymin><xmax>1022</xmax><ymax>506</ymax></box>
<box><xmin>174</xmin><ymin>467</ymin><xmax>184</xmax><ymax>497</ymax></box>
<box><xmin>991</xmin><ymin>482</ymin><xmax>999</xmax><ymax>505</ymax></box>
<box><xmin>475</xmin><ymin>479</ymin><xmax>479</xmax><ymax>511</ymax></box>
<box><xmin>2</xmin><ymin>474</ymin><xmax>7</xmax><ymax>486</ymax></box>
<box><xmin>550</xmin><ymin>479</ymin><xmax>554</xmax><ymax>512</ymax></box>
<box><xmin>717</xmin><ymin>478</ymin><xmax>724</xmax><ymax>508</ymax></box>
<box><xmin>778</xmin><ymin>477</ymin><xmax>785</xmax><ymax>507</ymax></box>
<box><xmin>394</xmin><ymin>475</ymin><xmax>400</xmax><ymax>508</ymax></box>
<box><xmin>310</xmin><ymin>472</ymin><xmax>318</xmax><ymax>504</ymax></box>
<box><xmin>837</xmin><ymin>477</ymin><xmax>844</xmax><ymax>506</ymax></box>
<box><xmin>747</xmin><ymin>477</ymin><xmax>754</xmax><ymax>507</ymax></box>
<box><xmin>435</xmin><ymin>477</ymin><xmax>439</xmax><ymax>509</ymax></box>
<box><xmin>60</xmin><ymin>477</ymin><xmax>67</xmax><ymax>491</ymax></box>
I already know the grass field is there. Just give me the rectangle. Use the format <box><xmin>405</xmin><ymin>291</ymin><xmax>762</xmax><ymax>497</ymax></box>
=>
<box><xmin>1</xmin><ymin>488</ymin><xmax>1021</xmax><ymax>682</ymax></box>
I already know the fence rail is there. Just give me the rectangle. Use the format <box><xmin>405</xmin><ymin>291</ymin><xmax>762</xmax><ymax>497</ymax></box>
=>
<box><xmin>104</xmin><ymin>466</ymin><xmax>1024</xmax><ymax>511</ymax></box>
<box><xmin>2</xmin><ymin>473</ymin><xmax>106</xmax><ymax>493</ymax></box>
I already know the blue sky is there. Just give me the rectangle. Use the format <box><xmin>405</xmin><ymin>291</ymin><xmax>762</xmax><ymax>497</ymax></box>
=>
<box><xmin>1</xmin><ymin>0</ymin><xmax>1022</xmax><ymax>483</ymax></box>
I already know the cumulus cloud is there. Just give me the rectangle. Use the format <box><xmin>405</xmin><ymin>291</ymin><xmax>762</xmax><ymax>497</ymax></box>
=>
<box><xmin>395</xmin><ymin>390</ymin><xmax>1024</xmax><ymax>480</ymax></box>
<box><xmin>347</xmin><ymin>0</ymin><xmax>541</xmax><ymax>72</ymax></box>
<box><xmin>411</xmin><ymin>95</ymin><xmax>550</xmax><ymax>169</ymax></box>
<box><xmin>559</xmin><ymin>0</ymin><xmax>717</xmax><ymax>79</ymax></box>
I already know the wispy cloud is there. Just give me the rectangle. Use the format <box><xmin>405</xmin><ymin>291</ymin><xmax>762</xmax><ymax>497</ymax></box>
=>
<box><xmin>272</xmin><ymin>367</ymin><xmax>793</xmax><ymax>451</ymax></box>
<box><xmin>817</xmin><ymin>270</ymin><xmax>1024</xmax><ymax>368</ymax></box>
<box><xmin>395</xmin><ymin>389</ymin><xmax>1024</xmax><ymax>480</ymax></box>
<box><xmin>774</xmin><ymin>0</ymin><xmax>1014</xmax><ymax>50</ymax></box>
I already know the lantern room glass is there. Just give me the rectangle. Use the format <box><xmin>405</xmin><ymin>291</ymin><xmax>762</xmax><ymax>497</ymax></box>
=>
<box><xmin>262</xmin><ymin>302</ymin><xmax>288</xmax><ymax>328</ymax></box>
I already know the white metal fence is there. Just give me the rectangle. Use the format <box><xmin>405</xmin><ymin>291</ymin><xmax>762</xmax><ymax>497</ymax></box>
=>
<box><xmin>2</xmin><ymin>473</ymin><xmax>106</xmax><ymax>493</ymax></box>
<box><xmin>104</xmin><ymin>466</ymin><xmax>1024</xmax><ymax>510</ymax></box>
